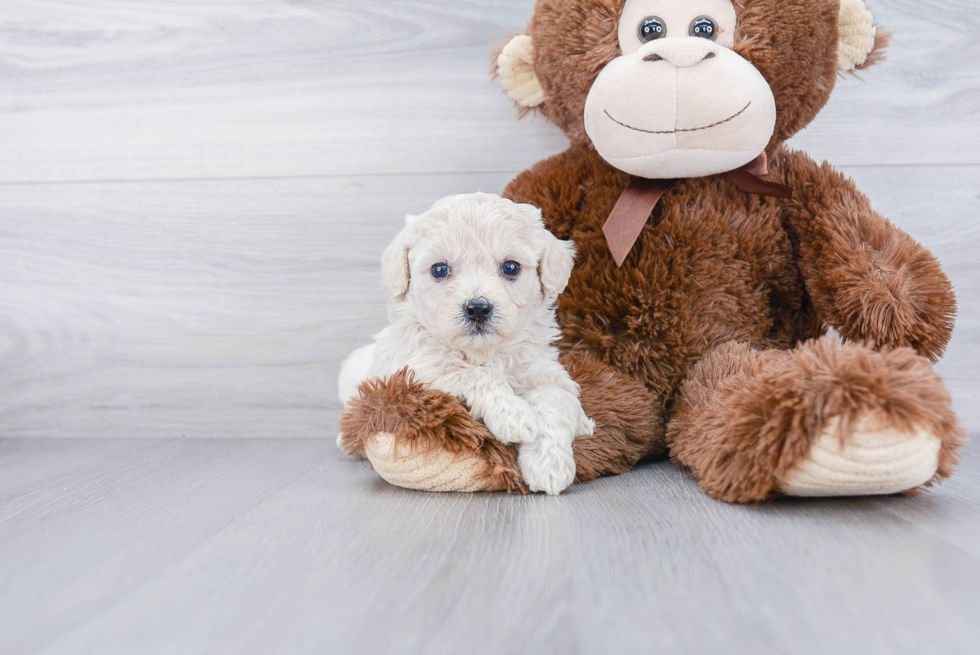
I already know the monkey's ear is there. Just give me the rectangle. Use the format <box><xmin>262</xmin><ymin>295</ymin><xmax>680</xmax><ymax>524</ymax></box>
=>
<box><xmin>539</xmin><ymin>231</ymin><xmax>576</xmax><ymax>299</ymax></box>
<box><xmin>380</xmin><ymin>228</ymin><xmax>411</xmax><ymax>302</ymax></box>
<box><xmin>838</xmin><ymin>0</ymin><xmax>887</xmax><ymax>71</ymax></box>
<box><xmin>495</xmin><ymin>34</ymin><xmax>545</xmax><ymax>109</ymax></box>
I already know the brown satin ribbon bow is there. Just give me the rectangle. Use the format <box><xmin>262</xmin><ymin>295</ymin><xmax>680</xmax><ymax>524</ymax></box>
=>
<box><xmin>602</xmin><ymin>152</ymin><xmax>794</xmax><ymax>267</ymax></box>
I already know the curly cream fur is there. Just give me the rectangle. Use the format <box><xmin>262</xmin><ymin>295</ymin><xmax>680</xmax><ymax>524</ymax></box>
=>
<box><xmin>339</xmin><ymin>193</ymin><xmax>593</xmax><ymax>494</ymax></box>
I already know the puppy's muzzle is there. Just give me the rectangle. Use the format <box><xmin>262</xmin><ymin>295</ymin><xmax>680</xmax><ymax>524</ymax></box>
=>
<box><xmin>463</xmin><ymin>298</ymin><xmax>494</xmax><ymax>326</ymax></box>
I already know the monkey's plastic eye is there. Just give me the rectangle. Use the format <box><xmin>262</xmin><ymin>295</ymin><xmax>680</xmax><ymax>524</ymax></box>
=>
<box><xmin>638</xmin><ymin>17</ymin><xmax>666</xmax><ymax>43</ymax></box>
<box><xmin>431</xmin><ymin>263</ymin><xmax>451</xmax><ymax>279</ymax></box>
<box><xmin>689</xmin><ymin>16</ymin><xmax>717</xmax><ymax>40</ymax></box>
<box><xmin>501</xmin><ymin>261</ymin><xmax>521</xmax><ymax>278</ymax></box>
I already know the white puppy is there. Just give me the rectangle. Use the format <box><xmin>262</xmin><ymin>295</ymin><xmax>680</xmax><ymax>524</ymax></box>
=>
<box><xmin>338</xmin><ymin>193</ymin><xmax>594</xmax><ymax>495</ymax></box>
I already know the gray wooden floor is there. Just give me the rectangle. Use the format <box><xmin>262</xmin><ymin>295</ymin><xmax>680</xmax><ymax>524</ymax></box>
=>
<box><xmin>0</xmin><ymin>1</ymin><xmax>978</xmax><ymax>653</ymax></box>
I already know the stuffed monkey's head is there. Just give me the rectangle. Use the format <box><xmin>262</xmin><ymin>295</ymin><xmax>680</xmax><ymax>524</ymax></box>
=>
<box><xmin>497</xmin><ymin>0</ymin><xmax>886</xmax><ymax>179</ymax></box>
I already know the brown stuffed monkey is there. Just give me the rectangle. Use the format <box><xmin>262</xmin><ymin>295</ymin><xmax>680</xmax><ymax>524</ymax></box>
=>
<box><xmin>340</xmin><ymin>0</ymin><xmax>963</xmax><ymax>503</ymax></box>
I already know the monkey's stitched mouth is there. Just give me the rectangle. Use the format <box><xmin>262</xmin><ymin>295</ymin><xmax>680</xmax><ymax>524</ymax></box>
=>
<box><xmin>604</xmin><ymin>102</ymin><xmax>751</xmax><ymax>135</ymax></box>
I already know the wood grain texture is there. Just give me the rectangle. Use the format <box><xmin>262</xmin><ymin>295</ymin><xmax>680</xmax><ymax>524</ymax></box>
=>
<box><xmin>0</xmin><ymin>437</ymin><xmax>975</xmax><ymax>655</ymax></box>
<box><xmin>0</xmin><ymin>438</ymin><xmax>335</xmax><ymax>655</ymax></box>
<box><xmin>0</xmin><ymin>0</ymin><xmax>978</xmax><ymax>184</ymax></box>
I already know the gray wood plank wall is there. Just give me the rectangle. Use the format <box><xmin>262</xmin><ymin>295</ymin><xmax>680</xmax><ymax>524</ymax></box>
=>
<box><xmin>1</xmin><ymin>0</ymin><xmax>978</xmax><ymax>439</ymax></box>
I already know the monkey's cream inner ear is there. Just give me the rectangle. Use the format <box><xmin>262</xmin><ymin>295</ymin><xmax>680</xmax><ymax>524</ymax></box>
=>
<box><xmin>838</xmin><ymin>0</ymin><xmax>877</xmax><ymax>71</ymax></box>
<box><xmin>497</xmin><ymin>34</ymin><xmax>545</xmax><ymax>108</ymax></box>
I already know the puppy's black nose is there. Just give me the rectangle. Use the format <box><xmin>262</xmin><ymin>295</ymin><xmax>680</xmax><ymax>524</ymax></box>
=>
<box><xmin>464</xmin><ymin>298</ymin><xmax>494</xmax><ymax>323</ymax></box>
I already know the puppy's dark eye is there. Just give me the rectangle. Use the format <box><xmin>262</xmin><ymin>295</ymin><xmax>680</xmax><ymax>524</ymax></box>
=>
<box><xmin>431</xmin><ymin>263</ymin><xmax>451</xmax><ymax>279</ymax></box>
<box><xmin>501</xmin><ymin>261</ymin><xmax>521</xmax><ymax>278</ymax></box>
<box><xmin>638</xmin><ymin>16</ymin><xmax>666</xmax><ymax>43</ymax></box>
<box><xmin>689</xmin><ymin>16</ymin><xmax>717</xmax><ymax>40</ymax></box>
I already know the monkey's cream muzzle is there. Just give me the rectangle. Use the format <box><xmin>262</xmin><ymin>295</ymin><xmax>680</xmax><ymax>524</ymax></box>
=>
<box><xmin>584</xmin><ymin>37</ymin><xmax>777</xmax><ymax>180</ymax></box>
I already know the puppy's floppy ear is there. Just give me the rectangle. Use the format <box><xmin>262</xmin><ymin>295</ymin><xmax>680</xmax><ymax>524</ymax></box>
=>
<box><xmin>380</xmin><ymin>227</ymin><xmax>410</xmax><ymax>302</ymax></box>
<box><xmin>539</xmin><ymin>230</ymin><xmax>576</xmax><ymax>299</ymax></box>
<box><xmin>512</xmin><ymin>201</ymin><xmax>575</xmax><ymax>298</ymax></box>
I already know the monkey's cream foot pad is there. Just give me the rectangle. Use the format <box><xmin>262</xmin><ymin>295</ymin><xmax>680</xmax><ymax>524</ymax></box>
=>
<box><xmin>362</xmin><ymin>432</ymin><xmax>494</xmax><ymax>493</ymax></box>
<box><xmin>776</xmin><ymin>416</ymin><xmax>942</xmax><ymax>497</ymax></box>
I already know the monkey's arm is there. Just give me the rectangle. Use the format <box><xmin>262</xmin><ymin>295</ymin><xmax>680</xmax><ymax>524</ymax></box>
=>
<box><xmin>776</xmin><ymin>149</ymin><xmax>955</xmax><ymax>361</ymax></box>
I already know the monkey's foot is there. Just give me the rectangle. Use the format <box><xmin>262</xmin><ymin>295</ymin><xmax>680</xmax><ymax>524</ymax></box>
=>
<box><xmin>670</xmin><ymin>339</ymin><xmax>963</xmax><ymax>503</ymax></box>
<box><xmin>776</xmin><ymin>414</ymin><xmax>944</xmax><ymax>496</ymax></box>
<box><xmin>339</xmin><ymin>369</ymin><xmax>526</xmax><ymax>494</ymax></box>
<box><xmin>362</xmin><ymin>431</ymin><xmax>517</xmax><ymax>493</ymax></box>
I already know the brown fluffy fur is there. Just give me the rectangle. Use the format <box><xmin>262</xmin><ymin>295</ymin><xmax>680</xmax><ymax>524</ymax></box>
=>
<box><xmin>561</xmin><ymin>351</ymin><xmax>668</xmax><ymax>480</ymax></box>
<box><xmin>668</xmin><ymin>339</ymin><xmax>963</xmax><ymax>504</ymax></box>
<box><xmin>342</xmin><ymin>1</ymin><xmax>961</xmax><ymax>501</ymax></box>
<box><xmin>340</xmin><ymin>368</ymin><xmax>528</xmax><ymax>493</ymax></box>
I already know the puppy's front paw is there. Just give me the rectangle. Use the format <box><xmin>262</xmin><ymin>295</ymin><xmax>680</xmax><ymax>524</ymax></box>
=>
<box><xmin>518</xmin><ymin>439</ymin><xmax>576</xmax><ymax>495</ymax></box>
<box><xmin>485</xmin><ymin>399</ymin><xmax>539</xmax><ymax>444</ymax></box>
